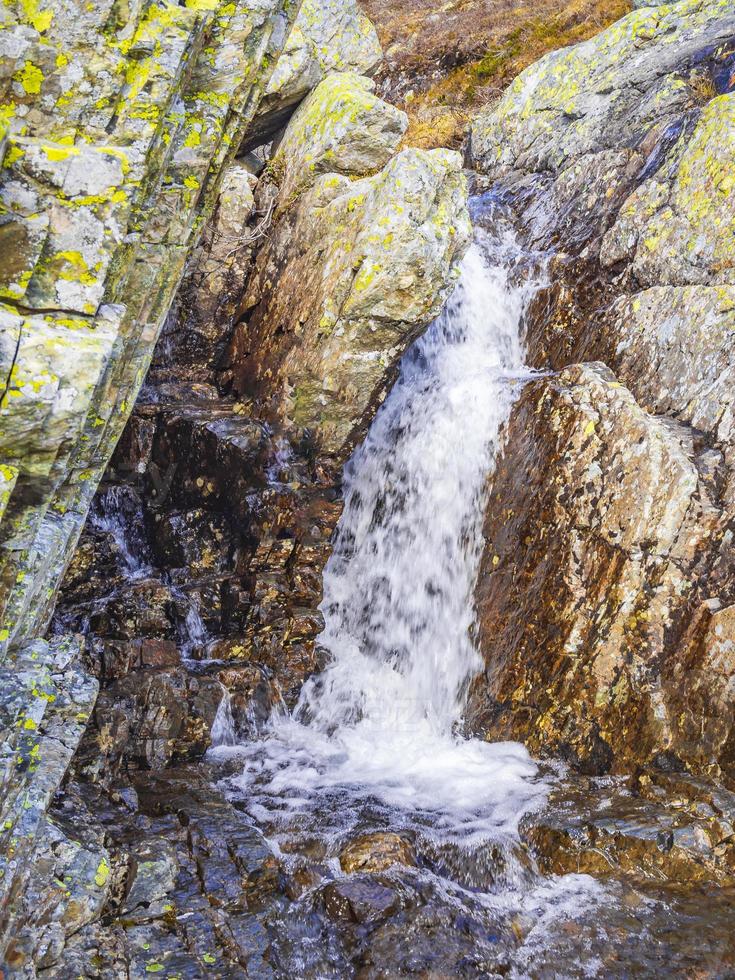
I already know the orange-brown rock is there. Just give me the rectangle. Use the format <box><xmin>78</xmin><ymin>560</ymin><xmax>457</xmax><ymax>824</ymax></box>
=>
<box><xmin>339</xmin><ymin>832</ymin><xmax>416</xmax><ymax>873</ymax></box>
<box><xmin>468</xmin><ymin>363</ymin><xmax>726</xmax><ymax>778</ymax></box>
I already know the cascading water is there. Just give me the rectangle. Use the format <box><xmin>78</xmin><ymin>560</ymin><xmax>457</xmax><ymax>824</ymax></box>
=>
<box><xmin>90</xmin><ymin>484</ymin><xmax>152</xmax><ymax>579</ymax></box>
<box><xmin>214</xmin><ymin>207</ymin><xmax>613</xmax><ymax>973</ymax></box>
<box><xmin>220</xmin><ymin>214</ymin><xmax>552</xmax><ymax>854</ymax></box>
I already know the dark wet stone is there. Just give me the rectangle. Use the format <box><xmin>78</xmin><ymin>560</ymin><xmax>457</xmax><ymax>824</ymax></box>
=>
<box><xmin>93</xmin><ymin>668</ymin><xmax>224</xmax><ymax>771</ymax></box>
<box><xmin>320</xmin><ymin>877</ymin><xmax>403</xmax><ymax>924</ymax></box>
<box><xmin>521</xmin><ymin>772</ymin><xmax>735</xmax><ymax>885</ymax></box>
<box><xmin>123</xmin><ymin>839</ymin><xmax>179</xmax><ymax>918</ymax></box>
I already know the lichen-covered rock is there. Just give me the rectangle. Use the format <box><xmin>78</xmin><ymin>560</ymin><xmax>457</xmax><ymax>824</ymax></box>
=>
<box><xmin>122</xmin><ymin>838</ymin><xmax>179</xmax><ymax>920</ymax></box>
<box><xmin>467</xmin><ymin>0</ymin><xmax>735</xmax><ymax>784</ymax></box>
<box><xmin>0</xmin><ymin>0</ymin><xmax>300</xmax><ymax>655</ymax></box>
<box><xmin>0</xmin><ymin>636</ymin><xmax>98</xmax><ymax>964</ymax></box>
<box><xmin>587</xmin><ymin>284</ymin><xmax>735</xmax><ymax>503</ymax></box>
<box><xmin>224</xmin><ymin>146</ymin><xmax>471</xmax><ymax>453</ymax></box>
<box><xmin>600</xmin><ymin>94</ymin><xmax>735</xmax><ymax>286</ymax></box>
<box><xmin>471</xmin><ymin>0</ymin><xmax>735</xmax><ymax>181</ymax></box>
<box><xmin>467</xmin><ymin>364</ymin><xmax>721</xmax><ymax>775</ymax></box>
<box><xmin>8</xmin><ymin>810</ymin><xmax>114</xmax><ymax>972</ymax></box>
<box><xmin>272</xmin><ymin>71</ymin><xmax>408</xmax><ymax>202</ymax></box>
<box><xmin>257</xmin><ymin>0</ymin><xmax>382</xmax><ymax>130</ymax></box>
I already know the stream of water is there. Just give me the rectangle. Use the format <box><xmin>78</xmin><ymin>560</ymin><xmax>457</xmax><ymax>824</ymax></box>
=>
<box><xmin>225</xmin><ymin>221</ymin><xmax>547</xmax><ymax>840</ymax></box>
<box><xmin>208</xmin><ymin>213</ymin><xmax>623</xmax><ymax>974</ymax></box>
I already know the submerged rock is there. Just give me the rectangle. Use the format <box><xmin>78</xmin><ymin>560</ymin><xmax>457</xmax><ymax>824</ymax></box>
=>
<box><xmin>339</xmin><ymin>832</ymin><xmax>417</xmax><ymax>873</ymax></box>
<box><xmin>320</xmin><ymin>876</ymin><xmax>404</xmax><ymax>924</ymax></box>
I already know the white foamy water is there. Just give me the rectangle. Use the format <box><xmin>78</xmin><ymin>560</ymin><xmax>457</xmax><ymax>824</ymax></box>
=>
<box><xmin>223</xmin><ymin>225</ymin><xmax>548</xmax><ymax>848</ymax></box>
<box><xmin>210</xmin><ymin>687</ymin><xmax>238</xmax><ymax>747</ymax></box>
<box><xmin>91</xmin><ymin>485</ymin><xmax>151</xmax><ymax>580</ymax></box>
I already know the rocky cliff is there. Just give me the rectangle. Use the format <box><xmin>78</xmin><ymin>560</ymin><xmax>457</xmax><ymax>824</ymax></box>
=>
<box><xmin>0</xmin><ymin>0</ymin><xmax>470</xmax><ymax>970</ymax></box>
<box><xmin>468</xmin><ymin>0</ymin><xmax>735</xmax><ymax>783</ymax></box>
<box><xmin>3</xmin><ymin>0</ymin><xmax>735</xmax><ymax>972</ymax></box>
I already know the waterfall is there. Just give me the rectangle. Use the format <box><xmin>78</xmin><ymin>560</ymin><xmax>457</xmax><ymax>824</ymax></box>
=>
<box><xmin>226</xmin><ymin>218</ymin><xmax>548</xmax><ymax>849</ymax></box>
<box><xmin>211</xmin><ymin>687</ymin><xmax>238</xmax><ymax>747</ymax></box>
<box><xmin>91</xmin><ymin>485</ymin><xmax>151</xmax><ymax>579</ymax></box>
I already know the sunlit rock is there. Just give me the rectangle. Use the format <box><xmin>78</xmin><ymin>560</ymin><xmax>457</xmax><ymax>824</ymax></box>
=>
<box><xmin>224</xmin><ymin>146</ymin><xmax>471</xmax><ymax>453</ymax></box>
<box><xmin>257</xmin><ymin>0</ymin><xmax>382</xmax><ymax>133</ymax></box>
<box><xmin>468</xmin><ymin>363</ymin><xmax>719</xmax><ymax>774</ymax></box>
<box><xmin>271</xmin><ymin>71</ymin><xmax>407</xmax><ymax>202</ymax></box>
<box><xmin>339</xmin><ymin>832</ymin><xmax>417</xmax><ymax>873</ymax></box>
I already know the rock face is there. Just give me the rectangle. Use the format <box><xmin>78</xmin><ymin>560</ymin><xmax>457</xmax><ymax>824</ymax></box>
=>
<box><xmin>225</xmin><ymin>144</ymin><xmax>469</xmax><ymax>450</ymax></box>
<box><xmin>467</xmin><ymin>364</ymin><xmax>716</xmax><ymax>773</ymax></box>
<box><xmin>270</xmin><ymin>71</ymin><xmax>408</xmax><ymax>202</ymax></box>
<box><xmin>7</xmin><ymin>47</ymin><xmax>469</xmax><ymax>970</ymax></box>
<box><xmin>251</xmin><ymin>0</ymin><xmax>382</xmax><ymax>144</ymax></box>
<box><xmin>0</xmin><ymin>2</ymin><xmax>300</xmax><ymax>967</ymax></box>
<box><xmin>468</xmin><ymin>0</ymin><xmax>735</xmax><ymax>781</ymax></box>
<box><xmin>0</xmin><ymin>0</ymin><xmax>472</xmax><ymax>969</ymax></box>
<box><xmin>0</xmin><ymin>0</ymin><xmax>300</xmax><ymax>654</ymax></box>
<box><xmin>0</xmin><ymin>636</ymin><xmax>99</xmax><ymax>963</ymax></box>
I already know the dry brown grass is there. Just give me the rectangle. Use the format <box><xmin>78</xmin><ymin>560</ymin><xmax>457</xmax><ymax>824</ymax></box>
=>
<box><xmin>362</xmin><ymin>0</ymin><xmax>633</xmax><ymax>149</ymax></box>
<box><xmin>688</xmin><ymin>67</ymin><xmax>719</xmax><ymax>104</ymax></box>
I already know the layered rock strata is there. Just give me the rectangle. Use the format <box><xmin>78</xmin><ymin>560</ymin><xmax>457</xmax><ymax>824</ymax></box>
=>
<box><xmin>1</xmin><ymin>0</ymin><xmax>472</xmax><ymax>969</ymax></box>
<box><xmin>0</xmin><ymin>0</ymin><xmax>300</xmax><ymax>651</ymax></box>
<box><xmin>0</xmin><ymin>0</ymin><xmax>300</xmax><ymax>968</ymax></box>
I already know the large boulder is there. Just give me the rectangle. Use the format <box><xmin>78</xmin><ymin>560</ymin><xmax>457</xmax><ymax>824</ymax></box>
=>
<box><xmin>271</xmin><ymin>71</ymin><xmax>408</xmax><ymax>202</ymax></box>
<box><xmin>249</xmin><ymin>0</ymin><xmax>383</xmax><ymax>145</ymax></box>
<box><xmin>224</xmin><ymin>145</ymin><xmax>471</xmax><ymax>453</ymax></box>
<box><xmin>467</xmin><ymin>0</ymin><xmax>735</xmax><ymax>782</ymax></box>
<box><xmin>471</xmin><ymin>0</ymin><xmax>735</xmax><ymax>183</ymax></box>
<box><xmin>467</xmin><ymin>364</ymin><xmax>721</xmax><ymax>775</ymax></box>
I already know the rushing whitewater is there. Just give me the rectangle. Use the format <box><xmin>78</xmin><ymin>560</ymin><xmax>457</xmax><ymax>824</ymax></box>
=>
<box><xmin>225</xmin><ymin>220</ymin><xmax>547</xmax><ymax>848</ymax></box>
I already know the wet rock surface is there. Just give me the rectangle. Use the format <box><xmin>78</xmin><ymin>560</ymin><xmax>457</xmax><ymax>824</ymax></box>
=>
<box><xmin>469</xmin><ymin>0</ymin><xmax>735</xmax><ymax>783</ymax></box>
<box><xmin>9</xmin><ymin>38</ymin><xmax>472</xmax><ymax>973</ymax></box>
<box><xmin>523</xmin><ymin>770</ymin><xmax>735</xmax><ymax>885</ymax></box>
<box><xmin>5</xmin><ymin>0</ymin><xmax>735</xmax><ymax>972</ymax></box>
<box><xmin>339</xmin><ymin>831</ymin><xmax>417</xmax><ymax>873</ymax></box>
<box><xmin>467</xmin><ymin>362</ymin><xmax>722</xmax><ymax>776</ymax></box>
